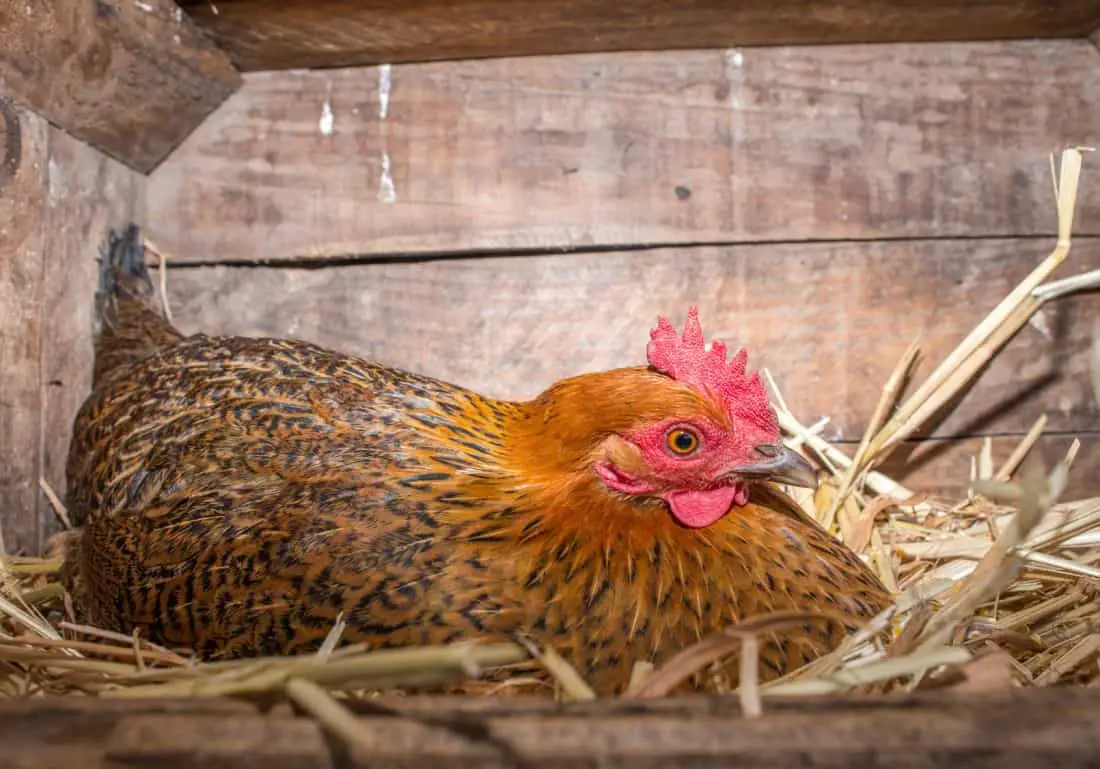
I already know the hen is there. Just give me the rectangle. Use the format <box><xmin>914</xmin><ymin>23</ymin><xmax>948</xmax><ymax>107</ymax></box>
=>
<box><xmin>61</xmin><ymin>224</ymin><xmax>890</xmax><ymax>694</ymax></box>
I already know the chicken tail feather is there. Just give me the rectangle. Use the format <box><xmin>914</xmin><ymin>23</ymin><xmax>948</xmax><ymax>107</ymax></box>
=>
<box><xmin>92</xmin><ymin>223</ymin><xmax>183</xmax><ymax>385</ymax></box>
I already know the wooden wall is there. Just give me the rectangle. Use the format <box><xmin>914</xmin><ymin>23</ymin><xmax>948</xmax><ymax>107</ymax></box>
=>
<box><xmin>144</xmin><ymin>39</ymin><xmax>1100</xmax><ymax>502</ymax></box>
<box><xmin>0</xmin><ymin>101</ymin><xmax>145</xmax><ymax>556</ymax></box>
<box><xmin>2</xmin><ymin>37</ymin><xmax>1099</xmax><ymax>555</ymax></box>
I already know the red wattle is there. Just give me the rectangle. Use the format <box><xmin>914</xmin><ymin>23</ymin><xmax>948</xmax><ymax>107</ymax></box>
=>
<box><xmin>664</xmin><ymin>485</ymin><xmax>741</xmax><ymax>528</ymax></box>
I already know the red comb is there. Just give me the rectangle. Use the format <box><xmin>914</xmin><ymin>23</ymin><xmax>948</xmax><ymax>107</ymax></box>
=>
<box><xmin>646</xmin><ymin>306</ymin><xmax>778</xmax><ymax>435</ymax></box>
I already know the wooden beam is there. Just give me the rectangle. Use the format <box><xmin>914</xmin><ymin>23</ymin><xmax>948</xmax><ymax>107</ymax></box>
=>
<box><xmin>0</xmin><ymin>101</ymin><xmax>145</xmax><ymax>556</ymax></box>
<box><xmin>3</xmin><ymin>688</ymin><xmax>1100</xmax><ymax>768</ymax></box>
<box><xmin>146</xmin><ymin>40</ymin><xmax>1100</xmax><ymax>263</ymax></box>
<box><xmin>0</xmin><ymin>0</ymin><xmax>241</xmax><ymax>174</ymax></box>
<box><xmin>154</xmin><ymin>238</ymin><xmax>1100</xmax><ymax>448</ymax></box>
<box><xmin>175</xmin><ymin>0</ymin><xmax>1100</xmax><ymax>72</ymax></box>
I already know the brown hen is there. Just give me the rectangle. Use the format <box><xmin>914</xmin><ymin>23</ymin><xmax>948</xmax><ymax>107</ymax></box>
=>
<box><xmin>61</xmin><ymin>224</ymin><xmax>890</xmax><ymax>694</ymax></box>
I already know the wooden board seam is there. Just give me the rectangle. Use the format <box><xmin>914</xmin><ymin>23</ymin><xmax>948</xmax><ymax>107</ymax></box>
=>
<box><xmin>147</xmin><ymin>234</ymin><xmax>1100</xmax><ymax>269</ymax></box>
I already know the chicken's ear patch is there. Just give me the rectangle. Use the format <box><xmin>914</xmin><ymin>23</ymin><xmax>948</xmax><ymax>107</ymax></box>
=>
<box><xmin>646</xmin><ymin>306</ymin><xmax>778</xmax><ymax>436</ymax></box>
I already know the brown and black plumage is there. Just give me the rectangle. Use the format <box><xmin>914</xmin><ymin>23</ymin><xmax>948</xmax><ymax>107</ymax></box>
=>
<box><xmin>61</xmin><ymin>224</ymin><xmax>890</xmax><ymax>694</ymax></box>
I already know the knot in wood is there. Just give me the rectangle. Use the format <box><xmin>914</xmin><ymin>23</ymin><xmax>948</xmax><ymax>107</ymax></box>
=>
<box><xmin>0</xmin><ymin>97</ymin><xmax>21</xmax><ymax>193</ymax></box>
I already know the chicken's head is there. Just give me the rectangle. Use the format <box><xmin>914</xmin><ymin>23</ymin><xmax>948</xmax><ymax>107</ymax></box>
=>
<box><xmin>588</xmin><ymin>306</ymin><xmax>817</xmax><ymax>529</ymax></box>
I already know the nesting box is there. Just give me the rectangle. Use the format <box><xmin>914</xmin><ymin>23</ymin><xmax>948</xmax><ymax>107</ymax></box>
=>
<box><xmin>1</xmin><ymin>1</ymin><xmax>1099</xmax><ymax>765</ymax></box>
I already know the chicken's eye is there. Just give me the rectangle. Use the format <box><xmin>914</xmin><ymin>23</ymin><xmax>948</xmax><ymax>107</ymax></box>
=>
<box><xmin>666</xmin><ymin>429</ymin><xmax>699</xmax><ymax>455</ymax></box>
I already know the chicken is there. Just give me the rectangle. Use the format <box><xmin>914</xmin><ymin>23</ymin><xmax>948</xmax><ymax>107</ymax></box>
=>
<box><xmin>61</xmin><ymin>224</ymin><xmax>891</xmax><ymax>694</ymax></box>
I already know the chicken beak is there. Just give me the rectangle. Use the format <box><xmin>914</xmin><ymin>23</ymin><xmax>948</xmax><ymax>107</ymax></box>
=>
<box><xmin>727</xmin><ymin>443</ymin><xmax>818</xmax><ymax>489</ymax></box>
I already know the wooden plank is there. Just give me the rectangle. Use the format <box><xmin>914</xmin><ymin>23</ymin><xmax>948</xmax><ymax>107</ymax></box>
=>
<box><xmin>0</xmin><ymin>688</ymin><xmax>1080</xmax><ymax>768</ymax></box>
<box><xmin>175</xmin><ymin>0</ymin><xmax>1100</xmax><ymax>72</ymax></box>
<box><xmin>38</xmin><ymin>128</ymin><xmax>147</xmax><ymax>541</ymax></box>
<box><xmin>154</xmin><ymin>238</ymin><xmax>1100</xmax><ymax>446</ymax></box>
<box><xmin>0</xmin><ymin>99</ymin><xmax>48</xmax><ymax>556</ymax></box>
<box><xmin>145</xmin><ymin>40</ymin><xmax>1100</xmax><ymax>262</ymax></box>
<box><xmin>106</xmin><ymin>715</ymin><xmax>333</xmax><ymax>769</ymax></box>
<box><xmin>0</xmin><ymin>0</ymin><xmax>241</xmax><ymax>174</ymax></box>
<box><xmin>411</xmin><ymin>691</ymin><xmax>1100</xmax><ymax>769</ymax></box>
<box><xmin>0</xmin><ymin>697</ymin><xmax>258</xmax><ymax>769</ymax></box>
<box><xmin>1</xmin><ymin>689</ymin><xmax>1098</xmax><ymax>768</ymax></box>
<box><xmin>0</xmin><ymin>103</ymin><xmax>145</xmax><ymax>556</ymax></box>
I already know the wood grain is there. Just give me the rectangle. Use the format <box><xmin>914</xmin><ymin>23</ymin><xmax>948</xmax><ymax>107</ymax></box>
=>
<box><xmin>106</xmin><ymin>715</ymin><xmax>332</xmax><ymax>769</ymax></box>
<box><xmin>155</xmin><ymin>238</ymin><xmax>1100</xmax><ymax>445</ymax></box>
<box><xmin>0</xmin><ymin>100</ymin><xmax>48</xmax><ymax>556</ymax></box>
<box><xmin>3</xmin><ymin>688</ymin><xmax>1099</xmax><ymax>768</ymax></box>
<box><xmin>145</xmin><ymin>40</ymin><xmax>1100</xmax><ymax>263</ymax></box>
<box><xmin>0</xmin><ymin>104</ymin><xmax>145</xmax><ymax>556</ymax></box>
<box><xmin>0</xmin><ymin>0</ymin><xmax>240</xmax><ymax>174</ymax></box>
<box><xmin>39</xmin><ymin>128</ymin><xmax>147</xmax><ymax>541</ymax></box>
<box><xmin>0</xmin><ymin>697</ymin><xmax>261</xmax><ymax>769</ymax></box>
<box><xmin>174</xmin><ymin>0</ymin><xmax>1100</xmax><ymax>72</ymax></box>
